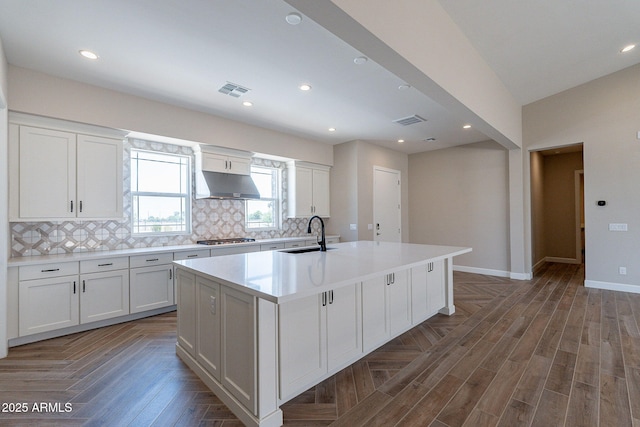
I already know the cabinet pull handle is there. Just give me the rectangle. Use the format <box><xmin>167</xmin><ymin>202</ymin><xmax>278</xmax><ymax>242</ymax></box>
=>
<box><xmin>225</xmin><ymin>160</ymin><xmax>229</xmax><ymax>169</ymax></box>
<box><xmin>70</xmin><ymin>200</ymin><xmax>74</xmax><ymax>213</ymax></box>
<box><xmin>73</xmin><ymin>281</ymin><xmax>76</xmax><ymax>294</ymax></box>
<box><xmin>229</xmin><ymin>161</ymin><xmax>232</xmax><ymax>169</ymax></box>
<box><xmin>79</xmin><ymin>200</ymin><xmax>83</xmax><ymax>213</ymax></box>
<box><xmin>322</xmin><ymin>292</ymin><xmax>327</xmax><ymax>307</ymax></box>
<box><xmin>41</xmin><ymin>268</ymin><xmax>60</xmax><ymax>272</ymax></box>
<box><xmin>169</xmin><ymin>268</ymin><xmax>172</xmax><ymax>280</ymax></box>
<box><xmin>392</xmin><ymin>273</ymin><xmax>395</xmax><ymax>284</ymax></box>
<box><xmin>187</xmin><ymin>254</ymin><xmax>198</xmax><ymax>258</ymax></box>
<box><xmin>98</xmin><ymin>263</ymin><xmax>113</xmax><ymax>267</ymax></box>
<box><xmin>146</xmin><ymin>258</ymin><xmax>159</xmax><ymax>262</ymax></box>
<box><xmin>82</xmin><ymin>280</ymin><xmax>86</xmax><ymax>293</ymax></box>
<box><xmin>329</xmin><ymin>290</ymin><xmax>334</xmax><ymax>305</ymax></box>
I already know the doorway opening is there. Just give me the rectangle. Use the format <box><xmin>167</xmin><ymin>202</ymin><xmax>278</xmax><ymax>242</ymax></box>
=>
<box><xmin>530</xmin><ymin>144</ymin><xmax>584</xmax><ymax>272</ymax></box>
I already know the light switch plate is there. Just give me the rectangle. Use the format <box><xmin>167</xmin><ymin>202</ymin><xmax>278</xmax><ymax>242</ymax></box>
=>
<box><xmin>367</xmin><ymin>224</ymin><xmax>373</xmax><ymax>230</ymax></box>
<box><xmin>609</xmin><ymin>223</ymin><xmax>628</xmax><ymax>231</ymax></box>
<box><xmin>349</xmin><ymin>224</ymin><xmax>357</xmax><ymax>230</ymax></box>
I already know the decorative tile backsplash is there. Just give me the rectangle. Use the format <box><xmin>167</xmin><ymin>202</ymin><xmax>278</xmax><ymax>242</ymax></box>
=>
<box><xmin>10</xmin><ymin>139</ymin><xmax>325</xmax><ymax>257</ymax></box>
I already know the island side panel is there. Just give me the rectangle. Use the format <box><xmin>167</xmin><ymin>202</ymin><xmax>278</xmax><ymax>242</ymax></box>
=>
<box><xmin>439</xmin><ymin>257</ymin><xmax>456</xmax><ymax>316</ymax></box>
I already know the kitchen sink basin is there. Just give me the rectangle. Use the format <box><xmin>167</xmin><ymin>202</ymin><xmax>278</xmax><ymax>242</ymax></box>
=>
<box><xmin>281</xmin><ymin>247</ymin><xmax>335</xmax><ymax>254</ymax></box>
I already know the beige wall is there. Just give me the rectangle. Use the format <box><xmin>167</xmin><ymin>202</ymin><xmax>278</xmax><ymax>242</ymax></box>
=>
<box><xmin>330</xmin><ymin>140</ymin><xmax>409</xmax><ymax>242</ymax></box>
<box><xmin>530</xmin><ymin>151</ymin><xmax>545</xmax><ymax>265</ymax></box>
<box><xmin>543</xmin><ymin>152</ymin><xmax>583</xmax><ymax>260</ymax></box>
<box><xmin>524</xmin><ymin>63</ymin><xmax>640</xmax><ymax>288</ymax></box>
<box><xmin>8</xmin><ymin>66</ymin><xmax>333</xmax><ymax>166</ymax></box>
<box><xmin>408</xmin><ymin>141</ymin><xmax>510</xmax><ymax>273</ymax></box>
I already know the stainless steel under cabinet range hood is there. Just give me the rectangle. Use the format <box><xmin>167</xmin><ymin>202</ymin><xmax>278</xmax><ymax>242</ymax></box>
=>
<box><xmin>196</xmin><ymin>170</ymin><xmax>260</xmax><ymax>200</ymax></box>
<box><xmin>193</xmin><ymin>144</ymin><xmax>260</xmax><ymax>200</ymax></box>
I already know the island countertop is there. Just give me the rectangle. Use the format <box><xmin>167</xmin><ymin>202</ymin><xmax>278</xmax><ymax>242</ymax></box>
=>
<box><xmin>173</xmin><ymin>241</ymin><xmax>471</xmax><ymax>303</ymax></box>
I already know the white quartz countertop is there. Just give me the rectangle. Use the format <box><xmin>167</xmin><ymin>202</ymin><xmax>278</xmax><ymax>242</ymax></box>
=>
<box><xmin>7</xmin><ymin>235</ymin><xmax>339</xmax><ymax>267</ymax></box>
<box><xmin>174</xmin><ymin>241</ymin><xmax>472</xmax><ymax>303</ymax></box>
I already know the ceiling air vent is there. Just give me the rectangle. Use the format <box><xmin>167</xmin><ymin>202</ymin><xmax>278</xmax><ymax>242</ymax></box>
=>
<box><xmin>218</xmin><ymin>82</ymin><xmax>250</xmax><ymax>98</ymax></box>
<box><xmin>392</xmin><ymin>114</ymin><xmax>427</xmax><ymax>126</ymax></box>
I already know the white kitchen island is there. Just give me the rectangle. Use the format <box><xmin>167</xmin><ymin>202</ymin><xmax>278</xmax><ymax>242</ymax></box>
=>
<box><xmin>173</xmin><ymin>241</ymin><xmax>471</xmax><ymax>427</ymax></box>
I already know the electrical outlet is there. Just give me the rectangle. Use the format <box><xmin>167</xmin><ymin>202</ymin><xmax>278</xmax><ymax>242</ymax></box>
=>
<box><xmin>367</xmin><ymin>224</ymin><xmax>373</xmax><ymax>230</ymax></box>
<box><xmin>609</xmin><ymin>223</ymin><xmax>628</xmax><ymax>231</ymax></box>
<box><xmin>350</xmin><ymin>224</ymin><xmax>357</xmax><ymax>231</ymax></box>
<box><xmin>619</xmin><ymin>267</ymin><xmax>627</xmax><ymax>275</ymax></box>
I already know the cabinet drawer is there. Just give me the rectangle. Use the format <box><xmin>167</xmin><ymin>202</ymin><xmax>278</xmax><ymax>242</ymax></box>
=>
<box><xmin>19</xmin><ymin>262</ymin><xmax>79</xmax><ymax>281</ymax></box>
<box><xmin>174</xmin><ymin>249</ymin><xmax>211</xmax><ymax>261</ymax></box>
<box><xmin>261</xmin><ymin>243</ymin><xmax>285</xmax><ymax>251</ymax></box>
<box><xmin>284</xmin><ymin>241</ymin><xmax>307</xmax><ymax>249</ymax></box>
<box><xmin>80</xmin><ymin>257</ymin><xmax>129</xmax><ymax>274</ymax></box>
<box><xmin>130</xmin><ymin>253</ymin><xmax>174</xmax><ymax>268</ymax></box>
<box><xmin>326</xmin><ymin>237</ymin><xmax>340</xmax><ymax>244</ymax></box>
<box><xmin>211</xmin><ymin>245</ymin><xmax>260</xmax><ymax>256</ymax></box>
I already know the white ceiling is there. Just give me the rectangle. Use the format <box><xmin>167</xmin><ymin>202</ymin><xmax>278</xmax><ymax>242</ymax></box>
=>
<box><xmin>0</xmin><ymin>0</ymin><xmax>638</xmax><ymax>154</ymax></box>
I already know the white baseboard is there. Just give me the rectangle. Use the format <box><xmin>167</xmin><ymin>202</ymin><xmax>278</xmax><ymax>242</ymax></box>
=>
<box><xmin>585</xmin><ymin>280</ymin><xmax>640</xmax><ymax>294</ymax></box>
<box><xmin>453</xmin><ymin>265</ymin><xmax>532</xmax><ymax>281</ymax></box>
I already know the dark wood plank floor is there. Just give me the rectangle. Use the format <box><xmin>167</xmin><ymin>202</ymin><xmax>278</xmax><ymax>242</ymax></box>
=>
<box><xmin>1</xmin><ymin>263</ymin><xmax>638</xmax><ymax>426</ymax></box>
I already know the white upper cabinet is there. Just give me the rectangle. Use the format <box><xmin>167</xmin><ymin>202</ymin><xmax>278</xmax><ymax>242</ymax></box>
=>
<box><xmin>287</xmin><ymin>161</ymin><xmax>331</xmax><ymax>218</ymax></box>
<box><xmin>195</xmin><ymin>145</ymin><xmax>252</xmax><ymax>176</ymax></box>
<box><xmin>9</xmin><ymin>116</ymin><xmax>124</xmax><ymax>221</ymax></box>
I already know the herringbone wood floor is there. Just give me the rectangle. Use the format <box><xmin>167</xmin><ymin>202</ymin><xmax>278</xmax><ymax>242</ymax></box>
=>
<box><xmin>1</xmin><ymin>263</ymin><xmax>639</xmax><ymax>426</ymax></box>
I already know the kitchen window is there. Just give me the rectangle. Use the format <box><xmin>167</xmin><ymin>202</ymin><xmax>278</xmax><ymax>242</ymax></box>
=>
<box><xmin>131</xmin><ymin>149</ymin><xmax>190</xmax><ymax>234</ymax></box>
<box><xmin>246</xmin><ymin>165</ymin><xmax>280</xmax><ymax>230</ymax></box>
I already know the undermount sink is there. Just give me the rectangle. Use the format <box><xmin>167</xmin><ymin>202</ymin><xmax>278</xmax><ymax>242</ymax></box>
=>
<box><xmin>281</xmin><ymin>247</ymin><xmax>335</xmax><ymax>254</ymax></box>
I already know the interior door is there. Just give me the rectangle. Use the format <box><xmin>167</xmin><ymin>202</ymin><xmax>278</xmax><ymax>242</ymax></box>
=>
<box><xmin>373</xmin><ymin>166</ymin><xmax>401</xmax><ymax>242</ymax></box>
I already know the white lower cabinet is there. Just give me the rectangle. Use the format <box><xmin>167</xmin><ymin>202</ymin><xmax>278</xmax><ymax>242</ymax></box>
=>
<box><xmin>412</xmin><ymin>260</ymin><xmax>445</xmax><ymax>323</ymax></box>
<box><xmin>176</xmin><ymin>269</ymin><xmax>197</xmax><ymax>356</ymax></box>
<box><xmin>279</xmin><ymin>283</ymin><xmax>361</xmax><ymax>400</ymax></box>
<box><xmin>130</xmin><ymin>253</ymin><xmax>175</xmax><ymax>314</ymax></box>
<box><xmin>80</xmin><ymin>269</ymin><xmax>129</xmax><ymax>323</ymax></box>
<box><xmin>19</xmin><ymin>275</ymin><xmax>80</xmax><ymax>336</ymax></box>
<box><xmin>362</xmin><ymin>269</ymin><xmax>411</xmax><ymax>353</ymax></box>
<box><xmin>426</xmin><ymin>260</ymin><xmax>445</xmax><ymax>315</ymax></box>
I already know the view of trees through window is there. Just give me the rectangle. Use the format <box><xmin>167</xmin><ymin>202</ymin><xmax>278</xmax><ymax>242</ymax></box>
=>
<box><xmin>131</xmin><ymin>149</ymin><xmax>190</xmax><ymax>234</ymax></box>
<box><xmin>246</xmin><ymin>166</ymin><xmax>279</xmax><ymax>229</ymax></box>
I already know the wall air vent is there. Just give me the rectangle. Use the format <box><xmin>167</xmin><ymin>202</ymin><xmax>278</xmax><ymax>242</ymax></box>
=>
<box><xmin>218</xmin><ymin>82</ymin><xmax>250</xmax><ymax>98</ymax></box>
<box><xmin>393</xmin><ymin>115</ymin><xmax>427</xmax><ymax>126</ymax></box>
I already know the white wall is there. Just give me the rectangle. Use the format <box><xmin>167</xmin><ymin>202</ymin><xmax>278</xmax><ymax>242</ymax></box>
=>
<box><xmin>330</xmin><ymin>142</ymin><xmax>358</xmax><ymax>240</ymax></box>
<box><xmin>409</xmin><ymin>141</ymin><xmax>510</xmax><ymax>274</ymax></box>
<box><xmin>8</xmin><ymin>66</ymin><xmax>333</xmax><ymax>166</ymax></box>
<box><xmin>523</xmin><ymin>63</ymin><xmax>640</xmax><ymax>290</ymax></box>
<box><xmin>0</xmin><ymin>36</ymin><xmax>9</xmax><ymax>358</ymax></box>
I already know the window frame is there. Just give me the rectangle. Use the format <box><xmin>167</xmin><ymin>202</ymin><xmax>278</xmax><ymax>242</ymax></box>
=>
<box><xmin>245</xmin><ymin>165</ymin><xmax>281</xmax><ymax>231</ymax></box>
<box><xmin>130</xmin><ymin>148</ymin><xmax>191</xmax><ymax>236</ymax></box>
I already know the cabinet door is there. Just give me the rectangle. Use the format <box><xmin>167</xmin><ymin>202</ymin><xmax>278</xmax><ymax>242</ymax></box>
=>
<box><xmin>19</xmin><ymin>276</ymin><xmax>80</xmax><ymax>336</ymax></box>
<box><xmin>411</xmin><ymin>265</ymin><xmax>429</xmax><ymax>323</ymax></box>
<box><xmin>362</xmin><ymin>276</ymin><xmax>389</xmax><ymax>352</ymax></box>
<box><xmin>80</xmin><ymin>270</ymin><xmax>129</xmax><ymax>323</ymax></box>
<box><xmin>327</xmin><ymin>285</ymin><xmax>362</xmax><ymax>370</ymax></box>
<box><xmin>221</xmin><ymin>286</ymin><xmax>256</xmax><ymax>413</ymax></box>
<box><xmin>176</xmin><ymin>269</ymin><xmax>197</xmax><ymax>356</ymax></box>
<box><xmin>293</xmin><ymin>166</ymin><xmax>313</xmax><ymax>217</ymax></box>
<box><xmin>227</xmin><ymin>155</ymin><xmax>251</xmax><ymax>175</ymax></box>
<box><xmin>388</xmin><ymin>269</ymin><xmax>412</xmax><ymax>336</ymax></box>
<box><xmin>130</xmin><ymin>265</ymin><xmax>174</xmax><ymax>313</ymax></box>
<box><xmin>279</xmin><ymin>293</ymin><xmax>326</xmax><ymax>400</ymax></box>
<box><xmin>18</xmin><ymin>126</ymin><xmax>76</xmax><ymax>219</ymax></box>
<box><xmin>312</xmin><ymin>168</ymin><xmax>330</xmax><ymax>217</ymax></box>
<box><xmin>197</xmin><ymin>277</ymin><xmax>221</xmax><ymax>380</ymax></box>
<box><xmin>76</xmin><ymin>134</ymin><xmax>123</xmax><ymax>218</ymax></box>
<box><xmin>427</xmin><ymin>261</ymin><xmax>445</xmax><ymax>314</ymax></box>
<box><xmin>201</xmin><ymin>152</ymin><xmax>228</xmax><ymax>173</ymax></box>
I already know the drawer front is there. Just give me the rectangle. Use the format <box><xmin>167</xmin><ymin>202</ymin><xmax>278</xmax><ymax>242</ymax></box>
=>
<box><xmin>19</xmin><ymin>262</ymin><xmax>79</xmax><ymax>281</ymax></box>
<box><xmin>326</xmin><ymin>237</ymin><xmax>340</xmax><ymax>244</ymax></box>
<box><xmin>174</xmin><ymin>249</ymin><xmax>211</xmax><ymax>261</ymax></box>
<box><xmin>261</xmin><ymin>243</ymin><xmax>285</xmax><ymax>251</ymax></box>
<box><xmin>80</xmin><ymin>257</ymin><xmax>129</xmax><ymax>274</ymax></box>
<box><xmin>130</xmin><ymin>253</ymin><xmax>174</xmax><ymax>268</ymax></box>
<box><xmin>284</xmin><ymin>241</ymin><xmax>307</xmax><ymax>249</ymax></box>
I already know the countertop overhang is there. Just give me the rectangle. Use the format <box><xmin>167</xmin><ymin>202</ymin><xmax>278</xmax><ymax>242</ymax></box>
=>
<box><xmin>174</xmin><ymin>241</ymin><xmax>472</xmax><ymax>303</ymax></box>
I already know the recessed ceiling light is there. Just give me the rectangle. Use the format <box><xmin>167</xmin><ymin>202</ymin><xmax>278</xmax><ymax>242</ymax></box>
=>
<box><xmin>463</xmin><ymin>124</ymin><xmax>471</xmax><ymax>129</ymax></box>
<box><xmin>242</xmin><ymin>101</ymin><xmax>253</xmax><ymax>107</ymax></box>
<box><xmin>354</xmin><ymin>56</ymin><xmax>368</xmax><ymax>65</ymax></box>
<box><xmin>621</xmin><ymin>44</ymin><xmax>636</xmax><ymax>53</ymax></box>
<box><xmin>397</xmin><ymin>139</ymin><xmax>405</xmax><ymax>143</ymax></box>
<box><xmin>398</xmin><ymin>84</ymin><xmax>410</xmax><ymax>91</ymax></box>
<box><xmin>299</xmin><ymin>84</ymin><xmax>312</xmax><ymax>91</ymax></box>
<box><xmin>285</xmin><ymin>12</ymin><xmax>302</xmax><ymax>25</ymax></box>
<box><xmin>328</xmin><ymin>128</ymin><xmax>336</xmax><ymax>132</ymax></box>
<box><xmin>79</xmin><ymin>50</ymin><xmax>98</xmax><ymax>60</ymax></box>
